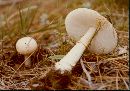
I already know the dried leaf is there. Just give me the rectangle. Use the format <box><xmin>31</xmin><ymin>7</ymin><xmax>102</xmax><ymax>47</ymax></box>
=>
<box><xmin>49</xmin><ymin>55</ymin><xmax>65</xmax><ymax>60</ymax></box>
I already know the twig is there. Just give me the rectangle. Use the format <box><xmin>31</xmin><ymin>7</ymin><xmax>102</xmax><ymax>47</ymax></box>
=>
<box><xmin>104</xmin><ymin>69</ymin><xmax>116</xmax><ymax>76</ymax></box>
<box><xmin>80</xmin><ymin>59</ymin><xmax>93</xmax><ymax>89</ymax></box>
<box><xmin>79</xmin><ymin>77</ymin><xmax>91</xmax><ymax>86</ymax></box>
<box><xmin>97</xmin><ymin>56</ymin><xmax>104</xmax><ymax>86</ymax></box>
<box><xmin>97</xmin><ymin>85</ymin><xmax>111</xmax><ymax>90</ymax></box>
<box><xmin>105</xmin><ymin>56</ymin><xmax>128</xmax><ymax>61</ymax></box>
<box><xmin>95</xmin><ymin>76</ymin><xmax>128</xmax><ymax>80</ymax></box>
<box><xmin>110</xmin><ymin>60</ymin><xmax>128</xmax><ymax>69</ymax></box>
<box><xmin>116</xmin><ymin>70</ymin><xmax>119</xmax><ymax>90</ymax></box>
<box><xmin>119</xmin><ymin>71</ymin><xmax>129</xmax><ymax>90</ymax></box>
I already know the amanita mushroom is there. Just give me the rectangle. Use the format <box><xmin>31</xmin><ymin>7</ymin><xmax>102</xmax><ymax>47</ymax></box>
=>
<box><xmin>55</xmin><ymin>8</ymin><xmax>118</xmax><ymax>74</ymax></box>
<box><xmin>39</xmin><ymin>8</ymin><xmax>118</xmax><ymax>89</ymax></box>
<box><xmin>16</xmin><ymin>37</ymin><xmax>38</xmax><ymax>67</ymax></box>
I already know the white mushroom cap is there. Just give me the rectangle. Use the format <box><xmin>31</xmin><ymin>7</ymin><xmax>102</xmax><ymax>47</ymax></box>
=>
<box><xmin>65</xmin><ymin>8</ymin><xmax>118</xmax><ymax>54</ymax></box>
<box><xmin>16</xmin><ymin>37</ymin><xmax>38</xmax><ymax>55</ymax></box>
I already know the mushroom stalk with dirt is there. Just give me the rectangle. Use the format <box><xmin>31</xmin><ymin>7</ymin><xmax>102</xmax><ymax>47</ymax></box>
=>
<box><xmin>42</xmin><ymin>8</ymin><xmax>118</xmax><ymax>89</ymax></box>
<box><xmin>55</xmin><ymin>8</ymin><xmax>118</xmax><ymax>74</ymax></box>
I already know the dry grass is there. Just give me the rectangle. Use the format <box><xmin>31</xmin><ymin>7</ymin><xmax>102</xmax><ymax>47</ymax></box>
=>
<box><xmin>0</xmin><ymin>0</ymin><xmax>129</xmax><ymax>90</ymax></box>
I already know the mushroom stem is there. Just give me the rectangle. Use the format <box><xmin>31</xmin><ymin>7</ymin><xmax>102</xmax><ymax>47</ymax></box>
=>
<box><xmin>24</xmin><ymin>56</ymin><xmax>31</xmax><ymax>67</ymax></box>
<box><xmin>55</xmin><ymin>27</ymin><xmax>97</xmax><ymax>74</ymax></box>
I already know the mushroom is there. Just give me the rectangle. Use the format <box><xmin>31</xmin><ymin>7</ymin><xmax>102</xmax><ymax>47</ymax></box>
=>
<box><xmin>55</xmin><ymin>8</ymin><xmax>118</xmax><ymax>74</ymax></box>
<box><xmin>16</xmin><ymin>37</ymin><xmax>38</xmax><ymax>67</ymax></box>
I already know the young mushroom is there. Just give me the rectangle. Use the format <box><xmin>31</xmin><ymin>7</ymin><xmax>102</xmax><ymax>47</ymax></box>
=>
<box><xmin>55</xmin><ymin>8</ymin><xmax>118</xmax><ymax>74</ymax></box>
<box><xmin>16</xmin><ymin>37</ymin><xmax>38</xmax><ymax>68</ymax></box>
